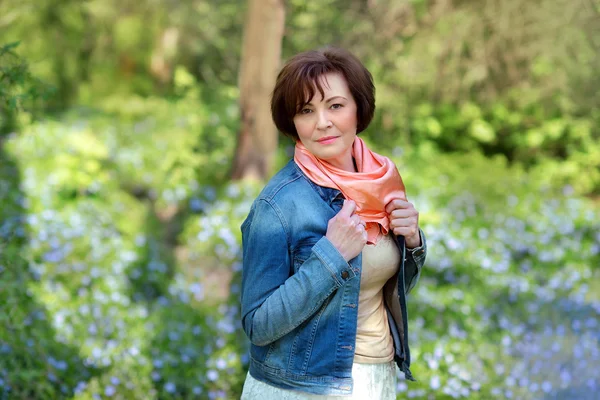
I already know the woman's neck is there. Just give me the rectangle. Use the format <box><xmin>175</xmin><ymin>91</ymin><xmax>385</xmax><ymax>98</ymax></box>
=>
<box><xmin>324</xmin><ymin>153</ymin><xmax>357</xmax><ymax>172</ymax></box>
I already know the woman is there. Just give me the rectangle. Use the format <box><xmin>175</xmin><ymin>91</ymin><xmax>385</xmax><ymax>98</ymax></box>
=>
<box><xmin>240</xmin><ymin>47</ymin><xmax>427</xmax><ymax>399</ymax></box>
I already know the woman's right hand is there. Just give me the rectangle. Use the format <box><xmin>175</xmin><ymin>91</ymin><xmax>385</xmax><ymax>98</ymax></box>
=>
<box><xmin>325</xmin><ymin>200</ymin><xmax>368</xmax><ymax>262</ymax></box>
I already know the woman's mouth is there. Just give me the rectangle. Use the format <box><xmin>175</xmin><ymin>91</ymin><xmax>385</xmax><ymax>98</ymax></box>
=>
<box><xmin>316</xmin><ymin>136</ymin><xmax>339</xmax><ymax>145</ymax></box>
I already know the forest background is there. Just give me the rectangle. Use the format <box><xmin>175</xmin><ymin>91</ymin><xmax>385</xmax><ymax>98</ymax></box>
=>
<box><xmin>1</xmin><ymin>0</ymin><xmax>599</xmax><ymax>399</ymax></box>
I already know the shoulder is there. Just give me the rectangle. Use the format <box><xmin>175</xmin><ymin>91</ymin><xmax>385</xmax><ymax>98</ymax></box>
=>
<box><xmin>245</xmin><ymin>159</ymin><xmax>334</xmax><ymax>226</ymax></box>
<box><xmin>242</xmin><ymin>160</ymin><xmax>315</xmax><ymax>232</ymax></box>
<box><xmin>256</xmin><ymin>160</ymin><xmax>313</xmax><ymax>204</ymax></box>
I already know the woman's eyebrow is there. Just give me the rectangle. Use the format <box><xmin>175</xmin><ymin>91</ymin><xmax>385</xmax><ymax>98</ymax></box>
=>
<box><xmin>306</xmin><ymin>95</ymin><xmax>347</xmax><ymax>106</ymax></box>
<box><xmin>326</xmin><ymin>95</ymin><xmax>347</xmax><ymax>102</ymax></box>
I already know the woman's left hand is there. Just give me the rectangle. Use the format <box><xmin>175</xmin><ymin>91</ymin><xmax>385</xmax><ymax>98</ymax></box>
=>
<box><xmin>385</xmin><ymin>199</ymin><xmax>421</xmax><ymax>248</ymax></box>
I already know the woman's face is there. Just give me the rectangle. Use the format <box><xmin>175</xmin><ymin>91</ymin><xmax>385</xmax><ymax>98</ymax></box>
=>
<box><xmin>293</xmin><ymin>72</ymin><xmax>358</xmax><ymax>171</ymax></box>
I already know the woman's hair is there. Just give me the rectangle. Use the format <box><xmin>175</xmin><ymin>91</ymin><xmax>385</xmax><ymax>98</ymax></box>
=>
<box><xmin>271</xmin><ymin>47</ymin><xmax>375</xmax><ymax>140</ymax></box>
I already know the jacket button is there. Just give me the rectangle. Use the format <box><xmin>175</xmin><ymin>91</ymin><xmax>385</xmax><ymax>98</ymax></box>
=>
<box><xmin>341</xmin><ymin>270</ymin><xmax>349</xmax><ymax>279</ymax></box>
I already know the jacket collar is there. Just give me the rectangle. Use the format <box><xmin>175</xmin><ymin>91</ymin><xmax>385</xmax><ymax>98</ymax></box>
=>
<box><xmin>290</xmin><ymin>159</ymin><xmax>345</xmax><ymax>206</ymax></box>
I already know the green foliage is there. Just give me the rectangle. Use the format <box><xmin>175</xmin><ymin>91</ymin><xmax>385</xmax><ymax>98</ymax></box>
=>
<box><xmin>0</xmin><ymin>82</ymin><xmax>245</xmax><ymax>398</ymax></box>
<box><xmin>1</xmin><ymin>43</ymin><xmax>37</xmax><ymax>109</ymax></box>
<box><xmin>2</xmin><ymin>92</ymin><xmax>599</xmax><ymax>398</ymax></box>
<box><xmin>2</xmin><ymin>0</ymin><xmax>598</xmax><ymax>191</ymax></box>
<box><xmin>181</xmin><ymin>181</ymin><xmax>260</xmax><ymax>270</ymax></box>
<box><xmin>366</xmin><ymin>93</ymin><xmax>600</xmax><ymax>195</ymax></box>
<box><xmin>392</xmin><ymin>152</ymin><xmax>599</xmax><ymax>399</ymax></box>
<box><xmin>2</xmin><ymin>1</ymin><xmax>600</xmax><ymax>398</ymax></box>
<box><xmin>0</xmin><ymin>42</ymin><xmax>54</xmax><ymax>134</ymax></box>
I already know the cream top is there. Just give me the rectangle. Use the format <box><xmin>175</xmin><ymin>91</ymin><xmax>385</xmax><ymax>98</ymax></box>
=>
<box><xmin>354</xmin><ymin>233</ymin><xmax>400</xmax><ymax>363</ymax></box>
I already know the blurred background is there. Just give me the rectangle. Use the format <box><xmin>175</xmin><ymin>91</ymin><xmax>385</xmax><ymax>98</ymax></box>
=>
<box><xmin>1</xmin><ymin>0</ymin><xmax>599</xmax><ymax>399</ymax></box>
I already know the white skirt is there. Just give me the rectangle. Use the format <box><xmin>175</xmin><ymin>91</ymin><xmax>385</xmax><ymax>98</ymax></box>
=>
<box><xmin>241</xmin><ymin>361</ymin><xmax>398</xmax><ymax>399</ymax></box>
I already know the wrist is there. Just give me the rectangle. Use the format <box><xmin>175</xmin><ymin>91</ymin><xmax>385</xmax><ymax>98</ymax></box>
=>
<box><xmin>405</xmin><ymin>230</ymin><xmax>421</xmax><ymax>249</ymax></box>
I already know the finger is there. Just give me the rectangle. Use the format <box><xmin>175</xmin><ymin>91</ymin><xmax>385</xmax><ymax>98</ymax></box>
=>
<box><xmin>385</xmin><ymin>198</ymin><xmax>409</xmax><ymax>214</ymax></box>
<box><xmin>389</xmin><ymin>208</ymin><xmax>415</xmax><ymax>219</ymax></box>
<box><xmin>389</xmin><ymin>215</ymin><xmax>419</xmax><ymax>226</ymax></box>
<box><xmin>357</xmin><ymin>223</ymin><xmax>367</xmax><ymax>237</ymax></box>
<box><xmin>384</xmin><ymin>200</ymin><xmax>396</xmax><ymax>214</ymax></box>
<box><xmin>361</xmin><ymin>229</ymin><xmax>368</xmax><ymax>242</ymax></box>
<box><xmin>390</xmin><ymin>221</ymin><xmax>414</xmax><ymax>233</ymax></box>
<box><xmin>350</xmin><ymin>215</ymin><xmax>363</xmax><ymax>226</ymax></box>
<box><xmin>339</xmin><ymin>199</ymin><xmax>356</xmax><ymax>217</ymax></box>
<box><xmin>393</xmin><ymin>226</ymin><xmax>418</xmax><ymax>237</ymax></box>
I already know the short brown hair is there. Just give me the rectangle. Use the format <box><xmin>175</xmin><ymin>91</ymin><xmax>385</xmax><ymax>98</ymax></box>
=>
<box><xmin>271</xmin><ymin>48</ymin><xmax>375</xmax><ymax>140</ymax></box>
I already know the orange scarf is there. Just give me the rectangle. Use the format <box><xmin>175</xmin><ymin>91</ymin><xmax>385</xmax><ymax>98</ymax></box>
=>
<box><xmin>294</xmin><ymin>137</ymin><xmax>407</xmax><ymax>244</ymax></box>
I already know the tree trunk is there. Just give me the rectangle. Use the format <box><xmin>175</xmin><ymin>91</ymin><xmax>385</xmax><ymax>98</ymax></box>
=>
<box><xmin>231</xmin><ymin>0</ymin><xmax>285</xmax><ymax>181</ymax></box>
<box><xmin>150</xmin><ymin>27</ymin><xmax>180</xmax><ymax>93</ymax></box>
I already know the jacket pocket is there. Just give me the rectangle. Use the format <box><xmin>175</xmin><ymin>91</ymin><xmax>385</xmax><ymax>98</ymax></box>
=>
<box><xmin>288</xmin><ymin>295</ymin><xmax>332</xmax><ymax>374</ymax></box>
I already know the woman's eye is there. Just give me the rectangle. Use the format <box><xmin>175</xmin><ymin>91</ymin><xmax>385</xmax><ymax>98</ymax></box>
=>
<box><xmin>300</xmin><ymin>109</ymin><xmax>312</xmax><ymax>114</ymax></box>
<box><xmin>331</xmin><ymin>104</ymin><xmax>343</xmax><ymax>110</ymax></box>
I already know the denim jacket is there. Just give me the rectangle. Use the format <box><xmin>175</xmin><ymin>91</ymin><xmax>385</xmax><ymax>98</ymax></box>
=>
<box><xmin>240</xmin><ymin>159</ymin><xmax>427</xmax><ymax>396</ymax></box>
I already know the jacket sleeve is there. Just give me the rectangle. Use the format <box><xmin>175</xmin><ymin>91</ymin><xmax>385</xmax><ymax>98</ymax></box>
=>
<box><xmin>403</xmin><ymin>228</ymin><xmax>427</xmax><ymax>294</ymax></box>
<box><xmin>240</xmin><ymin>199</ymin><xmax>356</xmax><ymax>347</ymax></box>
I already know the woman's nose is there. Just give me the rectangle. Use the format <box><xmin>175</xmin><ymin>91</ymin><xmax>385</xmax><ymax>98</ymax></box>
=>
<box><xmin>316</xmin><ymin>111</ymin><xmax>331</xmax><ymax>130</ymax></box>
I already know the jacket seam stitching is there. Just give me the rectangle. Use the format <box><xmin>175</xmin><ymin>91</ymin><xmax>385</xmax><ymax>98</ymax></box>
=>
<box><xmin>313</xmin><ymin>244</ymin><xmax>344</xmax><ymax>286</ymax></box>
<box><xmin>260</xmin><ymin>198</ymin><xmax>291</xmax><ymax>245</ymax></box>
